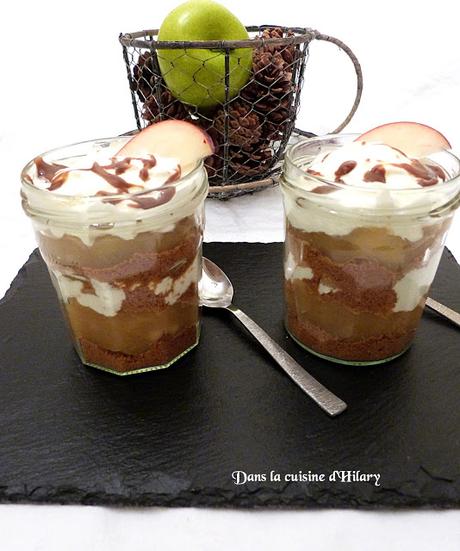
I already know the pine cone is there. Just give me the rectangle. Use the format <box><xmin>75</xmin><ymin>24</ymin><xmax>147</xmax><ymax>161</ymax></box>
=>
<box><xmin>203</xmin><ymin>122</ymin><xmax>273</xmax><ymax>182</ymax></box>
<box><xmin>208</xmin><ymin>102</ymin><xmax>272</xmax><ymax>181</ymax></box>
<box><xmin>132</xmin><ymin>52</ymin><xmax>155</xmax><ymax>102</ymax></box>
<box><xmin>229</xmin><ymin>142</ymin><xmax>273</xmax><ymax>177</ymax></box>
<box><xmin>260</xmin><ymin>27</ymin><xmax>297</xmax><ymax>66</ymax></box>
<box><xmin>252</xmin><ymin>50</ymin><xmax>293</xmax><ymax>96</ymax></box>
<box><xmin>204</xmin><ymin>126</ymin><xmax>225</xmax><ymax>181</ymax></box>
<box><xmin>142</xmin><ymin>88</ymin><xmax>191</xmax><ymax>124</ymax></box>
<box><xmin>239</xmin><ymin>28</ymin><xmax>297</xmax><ymax>142</ymax></box>
<box><xmin>200</xmin><ymin>28</ymin><xmax>299</xmax><ymax>183</ymax></box>
<box><xmin>213</xmin><ymin>101</ymin><xmax>262</xmax><ymax>149</ymax></box>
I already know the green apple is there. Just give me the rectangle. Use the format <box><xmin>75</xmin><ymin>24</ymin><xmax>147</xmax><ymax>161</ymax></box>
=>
<box><xmin>157</xmin><ymin>0</ymin><xmax>252</xmax><ymax>108</ymax></box>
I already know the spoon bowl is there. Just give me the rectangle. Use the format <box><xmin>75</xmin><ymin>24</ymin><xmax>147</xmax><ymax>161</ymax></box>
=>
<box><xmin>200</xmin><ymin>258</ymin><xmax>234</xmax><ymax>308</ymax></box>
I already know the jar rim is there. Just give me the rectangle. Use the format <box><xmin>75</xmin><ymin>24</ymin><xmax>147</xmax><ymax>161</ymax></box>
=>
<box><xmin>283</xmin><ymin>133</ymin><xmax>460</xmax><ymax>193</ymax></box>
<box><xmin>20</xmin><ymin>135</ymin><xmax>205</xmax><ymax>202</ymax></box>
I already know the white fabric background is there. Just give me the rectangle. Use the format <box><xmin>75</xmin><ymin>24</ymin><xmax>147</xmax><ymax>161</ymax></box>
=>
<box><xmin>1</xmin><ymin>0</ymin><xmax>460</xmax><ymax>548</ymax></box>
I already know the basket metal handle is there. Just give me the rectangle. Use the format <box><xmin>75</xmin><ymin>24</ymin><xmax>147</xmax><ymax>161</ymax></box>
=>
<box><xmin>310</xmin><ymin>32</ymin><xmax>363</xmax><ymax>134</ymax></box>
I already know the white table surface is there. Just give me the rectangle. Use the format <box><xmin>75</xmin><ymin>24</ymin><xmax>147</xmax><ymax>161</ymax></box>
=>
<box><xmin>2</xmin><ymin>0</ymin><xmax>460</xmax><ymax>548</ymax></box>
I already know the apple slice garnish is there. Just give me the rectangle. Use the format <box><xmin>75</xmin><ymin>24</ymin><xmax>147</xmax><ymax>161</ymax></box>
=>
<box><xmin>355</xmin><ymin>122</ymin><xmax>451</xmax><ymax>158</ymax></box>
<box><xmin>118</xmin><ymin>120</ymin><xmax>214</xmax><ymax>170</ymax></box>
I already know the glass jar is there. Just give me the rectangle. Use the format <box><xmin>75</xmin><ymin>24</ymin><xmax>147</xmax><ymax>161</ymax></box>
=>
<box><xmin>280</xmin><ymin>134</ymin><xmax>460</xmax><ymax>365</ymax></box>
<box><xmin>21</xmin><ymin>136</ymin><xmax>208</xmax><ymax>375</ymax></box>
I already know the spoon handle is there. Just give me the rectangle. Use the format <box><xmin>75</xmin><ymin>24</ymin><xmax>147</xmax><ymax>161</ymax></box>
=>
<box><xmin>227</xmin><ymin>305</ymin><xmax>347</xmax><ymax>417</ymax></box>
<box><xmin>425</xmin><ymin>297</ymin><xmax>460</xmax><ymax>328</ymax></box>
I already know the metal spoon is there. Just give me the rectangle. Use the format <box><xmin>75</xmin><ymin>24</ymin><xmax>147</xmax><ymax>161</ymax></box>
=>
<box><xmin>425</xmin><ymin>297</ymin><xmax>460</xmax><ymax>328</ymax></box>
<box><xmin>199</xmin><ymin>257</ymin><xmax>347</xmax><ymax>417</ymax></box>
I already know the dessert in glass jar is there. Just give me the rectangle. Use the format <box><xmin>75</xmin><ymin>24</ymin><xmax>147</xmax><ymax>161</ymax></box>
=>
<box><xmin>281</xmin><ymin>122</ymin><xmax>460</xmax><ymax>365</ymax></box>
<box><xmin>21</xmin><ymin>121</ymin><xmax>213</xmax><ymax>375</ymax></box>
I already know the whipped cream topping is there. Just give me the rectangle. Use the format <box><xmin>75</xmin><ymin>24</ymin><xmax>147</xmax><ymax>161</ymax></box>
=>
<box><xmin>283</xmin><ymin>137</ymin><xmax>458</xmax><ymax>242</ymax></box>
<box><xmin>33</xmin><ymin>153</ymin><xmax>182</xmax><ymax>206</ymax></box>
<box><xmin>22</xmin><ymin>137</ymin><xmax>207</xmax><ymax>246</ymax></box>
<box><xmin>307</xmin><ymin>141</ymin><xmax>446</xmax><ymax>189</ymax></box>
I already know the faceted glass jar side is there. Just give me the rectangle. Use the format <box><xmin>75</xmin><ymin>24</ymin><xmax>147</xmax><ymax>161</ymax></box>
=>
<box><xmin>280</xmin><ymin>135</ymin><xmax>460</xmax><ymax>365</ymax></box>
<box><xmin>21</xmin><ymin>137</ymin><xmax>208</xmax><ymax>375</ymax></box>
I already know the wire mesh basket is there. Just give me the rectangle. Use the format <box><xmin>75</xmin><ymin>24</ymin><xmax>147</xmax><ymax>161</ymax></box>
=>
<box><xmin>119</xmin><ymin>26</ymin><xmax>363</xmax><ymax>199</ymax></box>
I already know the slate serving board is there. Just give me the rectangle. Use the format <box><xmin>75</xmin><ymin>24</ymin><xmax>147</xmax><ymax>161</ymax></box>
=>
<box><xmin>0</xmin><ymin>243</ymin><xmax>459</xmax><ymax>508</ymax></box>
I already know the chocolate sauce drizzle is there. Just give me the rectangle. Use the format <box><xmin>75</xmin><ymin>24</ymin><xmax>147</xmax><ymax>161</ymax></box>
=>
<box><xmin>392</xmin><ymin>160</ymin><xmax>445</xmax><ymax>187</ymax></box>
<box><xmin>128</xmin><ymin>165</ymin><xmax>181</xmax><ymax>210</ymax></box>
<box><xmin>33</xmin><ymin>154</ymin><xmax>180</xmax><ymax>208</ymax></box>
<box><xmin>110</xmin><ymin>158</ymin><xmax>133</xmax><ymax>175</ymax></box>
<box><xmin>334</xmin><ymin>160</ymin><xmax>357</xmax><ymax>182</ymax></box>
<box><xmin>427</xmin><ymin>163</ymin><xmax>447</xmax><ymax>181</ymax></box>
<box><xmin>35</xmin><ymin>156</ymin><xmax>67</xmax><ymax>183</ymax></box>
<box><xmin>307</xmin><ymin>155</ymin><xmax>447</xmax><ymax>192</ymax></box>
<box><xmin>129</xmin><ymin>188</ymin><xmax>176</xmax><ymax>210</ymax></box>
<box><xmin>34</xmin><ymin>155</ymin><xmax>161</xmax><ymax>193</ymax></box>
<box><xmin>308</xmin><ymin>161</ymin><xmax>357</xmax><ymax>193</ymax></box>
<box><xmin>311</xmin><ymin>185</ymin><xmax>334</xmax><ymax>195</ymax></box>
<box><xmin>35</xmin><ymin>157</ymin><xmax>69</xmax><ymax>191</ymax></box>
<box><xmin>363</xmin><ymin>164</ymin><xmax>386</xmax><ymax>183</ymax></box>
<box><xmin>163</xmin><ymin>166</ymin><xmax>181</xmax><ymax>184</ymax></box>
<box><xmin>94</xmin><ymin>191</ymin><xmax>123</xmax><ymax>205</ymax></box>
<box><xmin>90</xmin><ymin>162</ymin><xmax>136</xmax><ymax>193</ymax></box>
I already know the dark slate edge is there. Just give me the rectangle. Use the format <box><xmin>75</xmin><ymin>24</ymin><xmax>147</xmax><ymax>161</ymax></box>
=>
<box><xmin>0</xmin><ymin>250</ymin><xmax>41</xmax><ymax>306</ymax></box>
<box><xmin>0</xmin><ymin>486</ymin><xmax>459</xmax><ymax>509</ymax></box>
<box><xmin>1</xmin><ymin>246</ymin><xmax>459</xmax><ymax>510</ymax></box>
<box><xmin>445</xmin><ymin>247</ymin><xmax>458</xmax><ymax>268</ymax></box>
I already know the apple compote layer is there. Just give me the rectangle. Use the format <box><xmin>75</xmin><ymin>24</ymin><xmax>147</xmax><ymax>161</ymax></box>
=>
<box><xmin>284</xmin><ymin>221</ymin><xmax>447</xmax><ymax>362</ymax></box>
<box><xmin>39</xmin><ymin>214</ymin><xmax>202</xmax><ymax>373</ymax></box>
